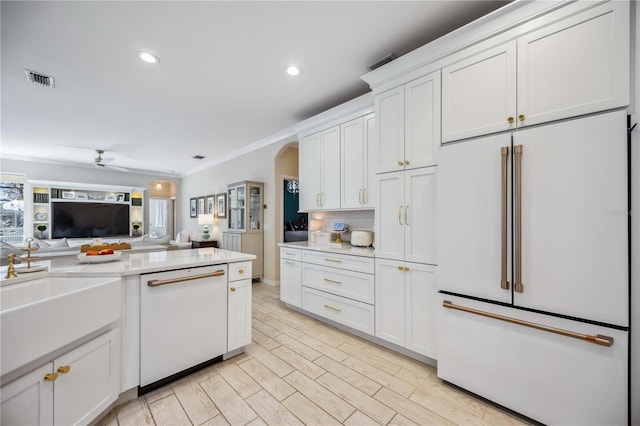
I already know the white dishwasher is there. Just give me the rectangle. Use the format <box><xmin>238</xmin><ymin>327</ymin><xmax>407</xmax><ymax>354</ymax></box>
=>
<box><xmin>140</xmin><ymin>265</ymin><xmax>227</xmax><ymax>390</ymax></box>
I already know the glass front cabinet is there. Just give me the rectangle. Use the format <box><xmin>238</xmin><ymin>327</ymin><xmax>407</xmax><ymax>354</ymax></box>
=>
<box><xmin>227</xmin><ymin>181</ymin><xmax>264</xmax><ymax>233</ymax></box>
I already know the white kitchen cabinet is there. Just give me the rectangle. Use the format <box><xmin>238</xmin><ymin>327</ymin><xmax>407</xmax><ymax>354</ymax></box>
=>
<box><xmin>442</xmin><ymin>1</ymin><xmax>629</xmax><ymax>142</ymax></box>
<box><xmin>228</xmin><ymin>276</ymin><xmax>252</xmax><ymax>351</ymax></box>
<box><xmin>374</xmin><ymin>167</ymin><xmax>437</xmax><ymax>264</ymax></box>
<box><xmin>299</xmin><ymin>125</ymin><xmax>341</xmax><ymax>210</ymax></box>
<box><xmin>1</xmin><ymin>329</ymin><xmax>119</xmax><ymax>426</ymax></box>
<box><xmin>280</xmin><ymin>248</ymin><xmax>302</xmax><ymax>307</ymax></box>
<box><xmin>375</xmin><ymin>259</ymin><xmax>437</xmax><ymax>358</ymax></box>
<box><xmin>1</xmin><ymin>364</ymin><xmax>53</xmax><ymax>426</ymax></box>
<box><xmin>373</xmin><ymin>71</ymin><xmax>440</xmax><ymax>174</ymax></box>
<box><xmin>341</xmin><ymin>113</ymin><xmax>375</xmax><ymax>209</ymax></box>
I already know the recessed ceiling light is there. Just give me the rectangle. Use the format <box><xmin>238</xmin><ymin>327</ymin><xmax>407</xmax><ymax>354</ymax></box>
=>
<box><xmin>138</xmin><ymin>51</ymin><xmax>159</xmax><ymax>64</ymax></box>
<box><xmin>286</xmin><ymin>65</ymin><xmax>300</xmax><ymax>76</ymax></box>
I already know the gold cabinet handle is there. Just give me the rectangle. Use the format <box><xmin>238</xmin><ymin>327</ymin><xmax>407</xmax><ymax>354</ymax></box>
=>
<box><xmin>324</xmin><ymin>304</ymin><xmax>342</xmax><ymax>312</ymax></box>
<box><xmin>398</xmin><ymin>206</ymin><xmax>403</xmax><ymax>225</ymax></box>
<box><xmin>397</xmin><ymin>265</ymin><xmax>404</xmax><ymax>271</ymax></box>
<box><xmin>518</xmin><ymin>114</ymin><xmax>525</xmax><ymax>121</ymax></box>
<box><xmin>238</xmin><ymin>269</ymin><xmax>245</xmax><ymax>274</ymax></box>
<box><xmin>404</xmin><ymin>266</ymin><xmax>410</xmax><ymax>271</ymax></box>
<box><xmin>57</xmin><ymin>365</ymin><xmax>71</xmax><ymax>374</ymax></box>
<box><xmin>404</xmin><ymin>160</ymin><xmax>410</xmax><ymax>165</ymax></box>
<box><xmin>148</xmin><ymin>270</ymin><xmax>225</xmax><ymax>287</ymax></box>
<box><xmin>405</xmin><ymin>205</ymin><xmax>409</xmax><ymax>225</ymax></box>
<box><xmin>324</xmin><ymin>258</ymin><xmax>342</xmax><ymax>263</ymax></box>
<box><xmin>500</xmin><ymin>146</ymin><xmax>510</xmax><ymax>290</ymax></box>
<box><xmin>44</xmin><ymin>373</ymin><xmax>58</xmax><ymax>382</ymax></box>
<box><xmin>397</xmin><ymin>160</ymin><xmax>403</xmax><ymax>166</ymax></box>
<box><xmin>323</xmin><ymin>278</ymin><xmax>342</xmax><ymax>284</ymax></box>
<box><xmin>514</xmin><ymin>144</ymin><xmax>523</xmax><ymax>293</ymax></box>
<box><xmin>443</xmin><ymin>300</ymin><xmax>613</xmax><ymax>347</ymax></box>
<box><xmin>230</xmin><ymin>287</ymin><xmax>236</xmax><ymax>292</ymax></box>
<box><xmin>507</xmin><ymin>116</ymin><xmax>514</xmax><ymax>123</ymax></box>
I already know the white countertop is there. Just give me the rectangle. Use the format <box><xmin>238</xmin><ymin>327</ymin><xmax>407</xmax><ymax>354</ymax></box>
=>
<box><xmin>0</xmin><ymin>248</ymin><xmax>255</xmax><ymax>285</ymax></box>
<box><xmin>278</xmin><ymin>241</ymin><xmax>375</xmax><ymax>257</ymax></box>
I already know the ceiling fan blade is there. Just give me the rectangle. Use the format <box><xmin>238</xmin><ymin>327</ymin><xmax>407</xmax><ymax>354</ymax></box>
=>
<box><xmin>105</xmin><ymin>164</ymin><xmax>129</xmax><ymax>172</ymax></box>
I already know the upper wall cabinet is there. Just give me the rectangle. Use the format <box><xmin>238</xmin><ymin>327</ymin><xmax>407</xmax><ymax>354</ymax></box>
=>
<box><xmin>442</xmin><ymin>1</ymin><xmax>629</xmax><ymax>143</ymax></box>
<box><xmin>299</xmin><ymin>126</ymin><xmax>341</xmax><ymax>211</ymax></box>
<box><xmin>341</xmin><ymin>113</ymin><xmax>375</xmax><ymax>209</ymax></box>
<box><xmin>373</xmin><ymin>71</ymin><xmax>441</xmax><ymax>174</ymax></box>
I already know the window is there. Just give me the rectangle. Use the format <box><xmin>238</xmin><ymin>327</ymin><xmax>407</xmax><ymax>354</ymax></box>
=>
<box><xmin>0</xmin><ymin>174</ymin><xmax>25</xmax><ymax>244</ymax></box>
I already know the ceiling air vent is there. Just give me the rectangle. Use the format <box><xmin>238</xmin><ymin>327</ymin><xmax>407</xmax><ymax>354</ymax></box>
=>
<box><xmin>24</xmin><ymin>69</ymin><xmax>55</xmax><ymax>88</ymax></box>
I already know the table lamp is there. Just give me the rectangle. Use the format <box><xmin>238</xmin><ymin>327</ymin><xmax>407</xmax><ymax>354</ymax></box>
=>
<box><xmin>198</xmin><ymin>214</ymin><xmax>214</xmax><ymax>240</ymax></box>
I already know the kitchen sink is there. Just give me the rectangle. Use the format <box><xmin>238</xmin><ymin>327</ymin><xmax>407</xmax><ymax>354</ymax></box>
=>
<box><xmin>1</xmin><ymin>276</ymin><xmax>121</xmax><ymax>376</ymax></box>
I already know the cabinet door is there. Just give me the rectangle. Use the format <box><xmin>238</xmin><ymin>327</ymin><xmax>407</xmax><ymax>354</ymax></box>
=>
<box><xmin>320</xmin><ymin>126</ymin><xmax>341</xmax><ymax>209</ymax></box>
<box><xmin>280</xmin><ymin>259</ymin><xmax>302</xmax><ymax>307</ymax></box>
<box><xmin>442</xmin><ymin>41</ymin><xmax>516</xmax><ymax>142</ymax></box>
<box><xmin>374</xmin><ymin>171</ymin><xmax>404</xmax><ymax>261</ymax></box>
<box><xmin>437</xmin><ymin>132</ymin><xmax>512</xmax><ymax>303</ymax></box>
<box><xmin>375</xmin><ymin>258</ymin><xmax>405</xmax><ymax>346</ymax></box>
<box><xmin>404</xmin><ymin>167</ymin><xmax>437</xmax><ymax>265</ymax></box>
<box><xmin>404</xmin><ymin>71</ymin><xmax>441</xmax><ymax>169</ymax></box>
<box><xmin>362</xmin><ymin>113</ymin><xmax>375</xmax><ymax>208</ymax></box>
<box><xmin>404</xmin><ymin>262</ymin><xmax>437</xmax><ymax>358</ymax></box>
<box><xmin>514</xmin><ymin>111</ymin><xmax>628</xmax><ymax>326</ymax></box>
<box><xmin>374</xmin><ymin>86</ymin><xmax>404</xmax><ymax>174</ymax></box>
<box><xmin>300</xmin><ymin>133</ymin><xmax>322</xmax><ymax>210</ymax></box>
<box><xmin>54</xmin><ymin>329</ymin><xmax>119</xmax><ymax>426</ymax></box>
<box><xmin>228</xmin><ymin>279</ymin><xmax>252</xmax><ymax>351</ymax></box>
<box><xmin>1</xmin><ymin>363</ymin><xmax>53</xmax><ymax>426</ymax></box>
<box><xmin>517</xmin><ymin>1</ymin><xmax>629</xmax><ymax>128</ymax></box>
<box><xmin>341</xmin><ymin>117</ymin><xmax>365</xmax><ymax>209</ymax></box>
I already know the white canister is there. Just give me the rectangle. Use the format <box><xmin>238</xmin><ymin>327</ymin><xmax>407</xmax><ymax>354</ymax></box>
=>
<box><xmin>309</xmin><ymin>231</ymin><xmax>317</xmax><ymax>242</ymax></box>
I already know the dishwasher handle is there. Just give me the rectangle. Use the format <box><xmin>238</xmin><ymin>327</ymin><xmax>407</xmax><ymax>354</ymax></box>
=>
<box><xmin>147</xmin><ymin>270</ymin><xmax>226</xmax><ymax>287</ymax></box>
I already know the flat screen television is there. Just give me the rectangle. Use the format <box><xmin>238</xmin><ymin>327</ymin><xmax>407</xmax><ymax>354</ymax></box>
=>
<box><xmin>52</xmin><ymin>202</ymin><xmax>130</xmax><ymax>238</ymax></box>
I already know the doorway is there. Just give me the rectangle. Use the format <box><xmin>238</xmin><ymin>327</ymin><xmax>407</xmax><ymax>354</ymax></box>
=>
<box><xmin>283</xmin><ymin>179</ymin><xmax>307</xmax><ymax>242</ymax></box>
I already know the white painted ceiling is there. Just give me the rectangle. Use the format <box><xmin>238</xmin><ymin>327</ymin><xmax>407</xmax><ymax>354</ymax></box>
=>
<box><xmin>1</xmin><ymin>1</ymin><xmax>509</xmax><ymax>177</ymax></box>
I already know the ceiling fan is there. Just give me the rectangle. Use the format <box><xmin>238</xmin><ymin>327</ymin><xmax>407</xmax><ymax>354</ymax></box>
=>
<box><xmin>94</xmin><ymin>149</ymin><xmax>129</xmax><ymax>172</ymax></box>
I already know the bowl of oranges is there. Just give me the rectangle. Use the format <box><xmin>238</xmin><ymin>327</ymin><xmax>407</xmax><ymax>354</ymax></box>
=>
<box><xmin>77</xmin><ymin>249</ymin><xmax>122</xmax><ymax>263</ymax></box>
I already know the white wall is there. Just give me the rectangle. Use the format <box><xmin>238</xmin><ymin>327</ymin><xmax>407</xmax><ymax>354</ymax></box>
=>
<box><xmin>179</xmin><ymin>136</ymin><xmax>298</xmax><ymax>285</ymax></box>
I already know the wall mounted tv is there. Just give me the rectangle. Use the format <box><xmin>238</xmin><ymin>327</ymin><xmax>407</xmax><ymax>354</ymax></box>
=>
<box><xmin>52</xmin><ymin>201</ymin><xmax>130</xmax><ymax>238</ymax></box>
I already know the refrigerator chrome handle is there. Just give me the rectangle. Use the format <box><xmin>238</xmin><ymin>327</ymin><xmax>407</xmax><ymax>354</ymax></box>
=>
<box><xmin>442</xmin><ymin>301</ymin><xmax>613</xmax><ymax>347</ymax></box>
<box><xmin>514</xmin><ymin>144</ymin><xmax>524</xmax><ymax>293</ymax></box>
<box><xmin>501</xmin><ymin>146</ymin><xmax>510</xmax><ymax>290</ymax></box>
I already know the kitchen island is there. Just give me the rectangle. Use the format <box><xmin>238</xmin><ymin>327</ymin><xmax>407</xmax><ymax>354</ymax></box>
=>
<box><xmin>0</xmin><ymin>247</ymin><xmax>255</xmax><ymax>426</ymax></box>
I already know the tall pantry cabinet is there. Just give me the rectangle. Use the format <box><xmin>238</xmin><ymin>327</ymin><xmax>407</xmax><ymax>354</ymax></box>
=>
<box><xmin>373</xmin><ymin>71</ymin><xmax>440</xmax><ymax>358</ymax></box>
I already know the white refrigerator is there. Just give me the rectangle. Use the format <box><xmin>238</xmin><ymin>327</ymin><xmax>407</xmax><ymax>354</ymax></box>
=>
<box><xmin>436</xmin><ymin>110</ymin><xmax>629</xmax><ymax>425</ymax></box>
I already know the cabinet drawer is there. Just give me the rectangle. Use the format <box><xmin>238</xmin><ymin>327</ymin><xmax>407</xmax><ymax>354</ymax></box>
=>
<box><xmin>280</xmin><ymin>247</ymin><xmax>302</xmax><ymax>261</ymax></box>
<box><xmin>229</xmin><ymin>261</ymin><xmax>252</xmax><ymax>282</ymax></box>
<box><xmin>302</xmin><ymin>251</ymin><xmax>374</xmax><ymax>274</ymax></box>
<box><xmin>302</xmin><ymin>287</ymin><xmax>374</xmax><ymax>335</ymax></box>
<box><xmin>302</xmin><ymin>264</ymin><xmax>374</xmax><ymax>304</ymax></box>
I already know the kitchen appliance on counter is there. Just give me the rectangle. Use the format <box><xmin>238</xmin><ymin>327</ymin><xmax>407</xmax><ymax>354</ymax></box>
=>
<box><xmin>437</xmin><ymin>110</ymin><xmax>629</xmax><ymax>425</ymax></box>
<box><xmin>350</xmin><ymin>230</ymin><xmax>373</xmax><ymax>247</ymax></box>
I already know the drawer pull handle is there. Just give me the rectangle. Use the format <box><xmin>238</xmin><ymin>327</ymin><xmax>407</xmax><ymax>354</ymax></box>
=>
<box><xmin>324</xmin><ymin>258</ymin><xmax>342</xmax><ymax>263</ymax></box>
<box><xmin>57</xmin><ymin>365</ymin><xmax>71</xmax><ymax>374</ymax></box>
<box><xmin>230</xmin><ymin>287</ymin><xmax>236</xmax><ymax>292</ymax></box>
<box><xmin>323</xmin><ymin>278</ymin><xmax>342</xmax><ymax>285</ymax></box>
<box><xmin>238</xmin><ymin>269</ymin><xmax>245</xmax><ymax>274</ymax></box>
<box><xmin>324</xmin><ymin>304</ymin><xmax>342</xmax><ymax>312</ymax></box>
<box><xmin>44</xmin><ymin>373</ymin><xmax>58</xmax><ymax>382</ymax></box>
<box><xmin>442</xmin><ymin>300</ymin><xmax>613</xmax><ymax>347</ymax></box>
<box><xmin>285</xmin><ymin>252</ymin><xmax>296</xmax><ymax>256</ymax></box>
<box><xmin>147</xmin><ymin>270</ymin><xmax>225</xmax><ymax>287</ymax></box>
<box><xmin>284</xmin><ymin>260</ymin><xmax>297</xmax><ymax>266</ymax></box>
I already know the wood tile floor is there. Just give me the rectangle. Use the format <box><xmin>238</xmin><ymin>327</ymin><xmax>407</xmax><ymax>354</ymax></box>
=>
<box><xmin>99</xmin><ymin>283</ymin><xmax>529</xmax><ymax>426</ymax></box>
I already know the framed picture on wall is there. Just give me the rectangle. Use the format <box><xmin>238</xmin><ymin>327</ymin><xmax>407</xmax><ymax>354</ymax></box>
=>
<box><xmin>205</xmin><ymin>195</ymin><xmax>215</xmax><ymax>215</ymax></box>
<box><xmin>198</xmin><ymin>197</ymin><xmax>205</xmax><ymax>215</ymax></box>
<box><xmin>190</xmin><ymin>198</ymin><xmax>197</xmax><ymax>218</ymax></box>
<box><xmin>216</xmin><ymin>193</ymin><xmax>227</xmax><ymax>218</ymax></box>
